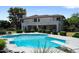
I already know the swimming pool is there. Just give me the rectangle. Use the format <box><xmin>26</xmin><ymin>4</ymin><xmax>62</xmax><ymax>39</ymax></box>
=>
<box><xmin>0</xmin><ymin>33</ymin><xmax>65</xmax><ymax>48</ymax></box>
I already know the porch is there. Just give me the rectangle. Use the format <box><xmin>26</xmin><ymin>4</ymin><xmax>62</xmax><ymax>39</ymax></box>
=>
<box><xmin>27</xmin><ymin>25</ymin><xmax>57</xmax><ymax>32</ymax></box>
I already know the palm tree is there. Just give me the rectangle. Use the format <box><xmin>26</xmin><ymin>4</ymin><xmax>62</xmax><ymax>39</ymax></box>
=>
<box><xmin>8</xmin><ymin>7</ymin><xmax>26</xmax><ymax>30</ymax></box>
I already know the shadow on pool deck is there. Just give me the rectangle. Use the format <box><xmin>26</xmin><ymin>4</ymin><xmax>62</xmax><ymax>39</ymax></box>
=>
<box><xmin>56</xmin><ymin>46</ymin><xmax>75</xmax><ymax>53</ymax></box>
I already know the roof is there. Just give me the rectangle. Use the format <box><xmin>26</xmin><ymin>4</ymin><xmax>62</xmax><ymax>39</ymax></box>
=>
<box><xmin>25</xmin><ymin>15</ymin><xmax>65</xmax><ymax>19</ymax></box>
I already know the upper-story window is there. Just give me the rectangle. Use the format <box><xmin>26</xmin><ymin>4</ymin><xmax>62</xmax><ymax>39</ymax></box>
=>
<box><xmin>34</xmin><ymin>18</ymin><xmax>37</xmax><ymax>22</ymax></box>
<box><xmin>33</xmin><ymin>18</ymin><xmax>40</xmax><ymax>22</ymax></box>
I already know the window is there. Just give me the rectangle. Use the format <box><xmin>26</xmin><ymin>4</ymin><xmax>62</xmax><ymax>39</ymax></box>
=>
<box><xmin>33</xmin><ymin>18</ymin><xmax>40</xmax><ymax>22</ymax></box>
<box><xmin>34</xmin><ymin>18</ymin><xmax>37</xmax><ymax>22</ymax></box>
<box><xmin>38</xmin><ymin>18</ymin><xmax>40</xmax><ymax>22</ymax></box>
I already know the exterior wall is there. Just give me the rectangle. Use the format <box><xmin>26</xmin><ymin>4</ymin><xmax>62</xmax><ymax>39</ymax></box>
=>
<box><xmin>21</xmin><ymin>17</ymin><xmax>64</xmax><ymax>32</ymax></box>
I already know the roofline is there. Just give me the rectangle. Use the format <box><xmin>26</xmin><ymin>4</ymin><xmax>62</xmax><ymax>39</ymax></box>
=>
<box><xmin>25</xmin><ymin>15</ymin><xmax>65</xmax><ymax>19</ymax></box>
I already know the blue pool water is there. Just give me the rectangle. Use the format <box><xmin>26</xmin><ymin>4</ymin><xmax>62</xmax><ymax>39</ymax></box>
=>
<box><xmin>0</xmin><ymin>34</ymin><xmax>65</xmax><ymax>48</ymax></box>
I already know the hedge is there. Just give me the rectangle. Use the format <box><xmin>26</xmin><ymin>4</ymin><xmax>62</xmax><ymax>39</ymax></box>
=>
<box><xmin>0</xmin><ymin>31</ymin><xmax>6</xmax><ymax>35</ymax></box>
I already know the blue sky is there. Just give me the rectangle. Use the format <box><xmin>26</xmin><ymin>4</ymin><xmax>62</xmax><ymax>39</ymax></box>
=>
<box><xmin>0</xmin><ymin>6</ymin><xmax>79</xmax><ymax>21</ymax></box>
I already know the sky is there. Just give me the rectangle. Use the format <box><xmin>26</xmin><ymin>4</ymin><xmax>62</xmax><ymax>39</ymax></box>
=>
<box><xmin>0</xmin><ymin>6</ymin><xmax>79</xmax><ymax>21</ymax></box>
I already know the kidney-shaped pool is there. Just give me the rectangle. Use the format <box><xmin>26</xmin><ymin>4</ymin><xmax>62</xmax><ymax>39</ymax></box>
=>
<box><xmin>0</xmin><ymin>33</ymin><xmax>65</xmax><ymax>48</ymax></box>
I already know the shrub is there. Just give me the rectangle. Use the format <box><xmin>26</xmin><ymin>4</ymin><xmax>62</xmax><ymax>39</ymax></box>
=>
<box><xmin>0</xmin><ymin>39</ymin><xmax>6</xmax><ymax>50</ymax></box>
<box><xmin>7</xmin><ymin>28</ymin><xmax>16</xmax><ymax>31</ymax></box>
<box><xmin>24</xmin><ymin>29</ymin><xmax>30</xmax><ymax>33</ymax></box>
<box><xmin>52</xmin><ymin>32</ymin><xmax>58</xmax><ymax>35</ymax></box>
<box><xmin>72</xmin><ymin>33</ymin><xmax>79</xmax><ymax>38</ymax></box>
<box><xmin>42</xmin><ymin>30</ymin><xmax>46</xmax><ymax>33</ymax></box>
<box><xmin>38</xmin><ymin>29</ymin><xmax>45</xmax><ymax>33</ymax></box>
<box><xmin>35</xmin><ymin>29</ymin><xmax>38</xmax><ymax>32</ymax></box>
<box><xmin>59</xmin><ymin>31</ymin><xmax>66</xmax><ymax>36</ymax></box>
<box><xmin>16</xmin><ymin>30</ymin><xmax>23</xmax><ymax>33</ymax></box>
<box><xmin>38</xmin><ymin>30</ymin><xmax>42</xmax><ymax>33</ymax></box>
<box><xmin>45</xmin><ymin>30</ymin><xmax>51</xmax><ymax>34</ymax></box>
<box><xmin>0</xmin><ymin>31</ymin><xmax>6</xmax><ymax>35</ymax></box>
<box><xmin>30</xmin><ymin>29</ymin><xmax>35</xmax><ymax>32</ymax></box>
<box><xmin>24</xmin><ymin>30</ymin><xmax>28</xmax><ymax>33</ymax></box>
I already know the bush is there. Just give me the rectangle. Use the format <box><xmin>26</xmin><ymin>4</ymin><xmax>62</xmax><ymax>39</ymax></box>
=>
<box><xmin>24</xmin><ymin>30</ymin><xmax>28</xmax><ymax>33</ymax></box>
<box><xmin>16</xmin><ymin>30</ymin><xmax>23</xmax><ymax>33</ymax></box>
<box><xmin>0</xmin><ymin>31</ymin><xmax>6</xmax><ymax>35</ymax></box>
<box><xmin>59</xmin><ymin>31</ymin><xmax>66</xmax><ymax>36</ymax></box>
<box><xmin>38</xmin><ymin>30</ymin><xmax>42</xmax><ymax>33</ymax></box>
<box><xmin>38</xmin><ymin>29</ymin><xmax>46</xmax><ymax>33</ymax></box>
<box><xmin>52</xmin><ymin>32</ymin><xmax>58</xmax><ymax>35</ymax></box>
<box><xmin>72</xmin><ymin>33</ymin><xmax>79</xmax><ymax>38</ymax></box>
<box><xmin>45</xmin><ymin>30</ymin><xmax>51</xmax><ymax>34</ymax></box>
<box><xmin>7</xmin><ymin>28</ymin><xmax>16</xmax><ymax>31</ymax></box>
<box><xmin>0</xmin><ymin>39</ymin><xmax>6</xmax><ymax>50</ymax></box>
<box><xmin>38</xmin><ymin>29</ymin><xmax>45</xmax><ymax>33</ymax></box>
<box><xmin>24</xmin><ymin>29</ymin><xmax>30</xmax><ymax>33</ymax></box>
<box><xmin>30</xmin><ymin>29</ymin><xmax>35</xmax><ymax>32</ymax></box>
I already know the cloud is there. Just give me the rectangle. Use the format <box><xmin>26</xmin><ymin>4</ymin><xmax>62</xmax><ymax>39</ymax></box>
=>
<box><xmin>64</xmin><ymin>6</ymin><xmax>79</xmax><ymax>9</ymax></box>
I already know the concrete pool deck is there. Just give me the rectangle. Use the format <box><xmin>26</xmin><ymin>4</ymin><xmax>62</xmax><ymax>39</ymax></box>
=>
<box><xmin>6</xmin><ymin>44</ymin><xmax>66</xmax><ymax>53</ymax></box>
<box><xmin>49</xmin><ymin>34</ymin><xmax>79</xmax><ymax>52</ymax></box>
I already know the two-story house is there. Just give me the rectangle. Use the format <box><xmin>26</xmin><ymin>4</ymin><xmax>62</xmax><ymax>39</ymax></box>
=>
<box><xmin>21</xmin><ymin>15</ymin><xmax>65</xmax><ymax>32</ymax></box>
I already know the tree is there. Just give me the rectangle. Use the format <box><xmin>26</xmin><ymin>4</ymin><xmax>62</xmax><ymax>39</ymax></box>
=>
<box><xmin>0</xmin><ymin>20</ymin><xmax>11</xmax><ymax>29</ymax></box>
<box><xmin>66</xmin><ymin>13</ymin><xmax>79</xmax><ymax>31</ymax></box>
<box><xmin>63</xmin><ymin>19</ymin><xmax>70</xmax><ymax>31</ymax></box>
<box><xmin>8</xmin><ymin>7</ymin><xmax>26</xmax><ymax>30</ymax></box>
